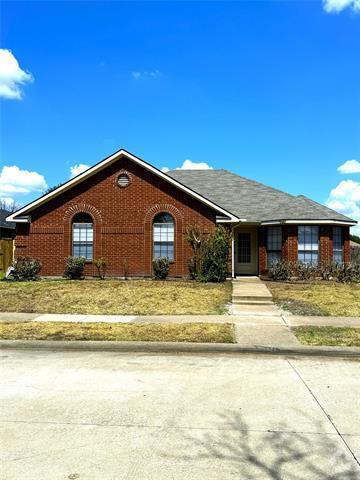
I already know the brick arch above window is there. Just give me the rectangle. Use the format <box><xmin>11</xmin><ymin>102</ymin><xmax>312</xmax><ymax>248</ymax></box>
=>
<box><xmin>63</xmin><ymin>202</ymin><xmax>103</xmax><ymax>224</ymax></box>
<box><xmin>144</xmin><ymin>204</ymin><xmax>183</xmax><ymax>225</ymax></box>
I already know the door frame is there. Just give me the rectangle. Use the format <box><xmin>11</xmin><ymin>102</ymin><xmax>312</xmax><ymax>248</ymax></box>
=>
<box><xmin>233</xmin><ymin>225</ymin><xmax>259</xmax><ymax>276</ymax></box>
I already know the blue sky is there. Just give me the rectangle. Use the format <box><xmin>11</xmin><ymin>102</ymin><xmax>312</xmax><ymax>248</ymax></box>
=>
<box><xmin>1</xmin><ymin>0</ymin><xmax>359</xmax><ymax>231</ymax></box>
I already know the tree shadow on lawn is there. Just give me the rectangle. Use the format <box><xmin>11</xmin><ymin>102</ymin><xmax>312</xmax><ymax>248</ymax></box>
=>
<box><xmin>277</xmin><ymin>299</ymin><xmax>329</xmax><ymax>316</ymax></box>
<box><xmin>162</xmin><ymin>411</ymin><xmax>359</xmax><ymax>479</ymax></box>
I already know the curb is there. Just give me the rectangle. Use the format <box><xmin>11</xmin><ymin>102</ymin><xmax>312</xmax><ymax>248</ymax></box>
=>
<box><xmin>1</xmin><ymin>340</ymin><xmax>360</xmax><ymax>357</ymax></box>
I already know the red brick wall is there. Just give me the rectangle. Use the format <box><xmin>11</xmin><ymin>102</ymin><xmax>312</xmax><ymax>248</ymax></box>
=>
<box><xmin>258</xmin><ymin>226</ymin><xmax>267</xmax><ymax>274</ymax></box>
<box><xmin>15</xmin><ymin>157</ymin><xmax>217</xmax><ymax>277</ymax></box>
<box><xmin>319</xmin><ymin>225</ymin><xmax>332</xmax><ymax>264</ymax></box>
<box><xmin>282</xmin><ymin>225</ymin><xmax>298</xmax><ymax>263</ymax></box>
<box><xmin>343</xmin><ymin>227</ymin><xmax>350</xmax><ymax>262</ymax></box>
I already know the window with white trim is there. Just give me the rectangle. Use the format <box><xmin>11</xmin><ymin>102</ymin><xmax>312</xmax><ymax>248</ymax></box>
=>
<box><xmin>333</xmin><ymin>227</ymin><xmax>343</xmax><ymax>263</ymax></box>
<box><xmin>298</xmin><ymin>226</ymin><xmax>318</xmax><ymax>264</ymax></box>
<box><xmin>153</xmin><ymin>213</ymin><xmax>174</xmax><ymax>260</ymax></box>
<box><xmin>267</xmin><ymin>226</ymin><xmax>282</xmax><ymax>266</ymax></box>
<box><xmin>72</xmin><ymin>213</ymin><xmax>93</xmax><ymax>261</ymax></box>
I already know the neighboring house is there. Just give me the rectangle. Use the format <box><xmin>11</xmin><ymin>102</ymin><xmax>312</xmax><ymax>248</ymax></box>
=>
<box><xmin>0</xmin><ymin>208</ymin><xmax>15</xmax><ymax>275</ymax></box>
<box><xmin>6</xmin><ymin>149</ymin><xmax>357</xmax><ymax>277</ymax></box>
<box><xmin>0</xmin><ymin>209</ymin><xmax>16</xmax><ymax>239</ymax></box>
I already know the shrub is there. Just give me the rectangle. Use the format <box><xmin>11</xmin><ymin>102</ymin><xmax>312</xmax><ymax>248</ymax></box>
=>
<box><xmin>319</xmin><ymin>262</ymin><xmax>340</xmax><ymax>281</ymax></box>
<box><xmin>186</xmin><ymin>225</ymin><xmax>231</xmax><ymax>282</ymax></box>
<box><xmin>202</xmin><ymin>227</ymin><xmax>231</xmax><ymax>282</ymax></box>
<box><xmin>64</xmin><ymin>256</ymin><xmax>85</xmax><ymax>280</ymax></box>
<box><xmin>93</xmin><ymin>258</ymin><xmax>107</xmax><ymax>280</ymax></box>
<box><xmin>11</xmin><ymin>256</ymin><xmax>41</xmax><ymax>281</ymax></box>
<box><xmin>152</xmin><ymin>257</ymin><xmax>170</xmax><ymax>280</ymax></box>
<box><xmin>295</xmin><ymin>261</ymin><xmax>318</xmax><ymax>281</ymax></box>
<box><xmin>337</xmin><ymin>262</ymin><xmax>360</xmax><ymax>283</ymax></box>
<box><xmin>268</xmin><ymin>260</ymin><xmax>293</xmax><ymax>281</ymax></box>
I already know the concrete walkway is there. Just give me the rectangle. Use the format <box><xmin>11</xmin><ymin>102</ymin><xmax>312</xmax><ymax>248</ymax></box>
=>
<box><xmin>3</xmin><ymin>312</ymin><xmax>359</xmax><ymax>327</ymax></box>
<box><xmin>229</xmin><ymin>277</ymin><xmax>299</xmax><ymax>344</ymax></box>
<box><xmin>231</xmin><ymin>276</ymin><xmax>283</xmax><ymax>316</ymax></box>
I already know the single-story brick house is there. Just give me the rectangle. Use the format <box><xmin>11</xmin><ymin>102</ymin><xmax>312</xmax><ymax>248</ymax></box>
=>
<box><xmin>6</xmin><ymin>149</ymin><xmax>357</xmax><ymax>277</ymax></box>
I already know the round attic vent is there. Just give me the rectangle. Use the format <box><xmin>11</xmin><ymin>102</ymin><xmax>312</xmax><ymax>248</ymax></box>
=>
<box><xmin>117</xmin><ymin>173</ymin><xmax>130</xmax><ymax>188</ymax></box>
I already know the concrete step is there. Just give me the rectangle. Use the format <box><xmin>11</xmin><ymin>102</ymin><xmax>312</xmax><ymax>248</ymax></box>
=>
<box><xmin>232</xmin><ymin>295</ymin><xmax>272</xmax><ymax>302</ymax></box>
<box><xmin>232</xmin><ymin>300</ymin><xmax>274</xmax><ymax>306</ymax></box>
<box><xmin>232</xmin><ymin>304</ymin><xmax>282</xmax><ymax>316</ymax></box>
<box><xmin>232</xmin><ymin>277</ymin><xmax>262</xmax><ymax>283</ymax></box>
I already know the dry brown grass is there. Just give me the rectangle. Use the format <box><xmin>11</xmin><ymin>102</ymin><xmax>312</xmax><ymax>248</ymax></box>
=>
<box><xmin>0</xmin><ymin>321</ymin><xmax>235</xmax><ymax>343</ymax></box>
<box><xmin>294</xmin><ymin>326</ymin><xmax>360</xmax><ymax>347</ymax></box>
<box><xmin>267</xmin><ymin>282</ymin><xmax>360</xmax><ymax>317</ymax></box>
<box><xmin>0</xmin><ymin>280</ymin><xmax>232</xmax><ymax>315</ymax></box>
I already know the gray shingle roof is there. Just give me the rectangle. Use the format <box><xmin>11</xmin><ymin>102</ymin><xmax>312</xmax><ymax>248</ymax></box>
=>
<box><xmin>0</xmin><ymin>209</ymin><xmax>16</xmax><ymax>229</ymax></box>
<box><xmin>167</xmin><ymin>169</ymin><xmax>354</xmax><ymax>223</ymax></box>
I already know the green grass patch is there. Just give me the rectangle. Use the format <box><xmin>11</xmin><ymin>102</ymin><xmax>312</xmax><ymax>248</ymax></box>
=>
<box><xmin>0</xmin><ymin>280</ymin><xmax>232</xmax><ymax>315</ymax></box>
<box><xmin>0</xmin><ymin>321</ymin><xmax>235</xmax><ymax>343</ymax></box>
<box><xmin>293</xmin><ymin>326</ymin><xmax>360</xmax><ymax>347</ymax></box>
<box><xmin>267</xmin><ymin>282</ymin><xmax>360</xmax><ymax>317</ymax></box>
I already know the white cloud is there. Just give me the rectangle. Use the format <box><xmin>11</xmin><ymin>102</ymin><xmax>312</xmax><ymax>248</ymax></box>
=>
<box><xmin>0</xmin><ymin>165</ymin><xmax>47</xmax><ymax>199</ymax></box>
<box><xmin>69</xmin><ymin>164</ymin><xmax>90</xmax><ymax>178</ymax></box>
<box><xmin>132</xmin><ymin>69</ymin><xmax>161</xmax><ymax>80</ymax></box>
<box><xmin>162</xmin><ymin>159</ymin><xmax>214</xmax><ymax>172</ymax></box>
<box><xmin>326</xmin><ymin>179</ymin><xmax>360</xmax><ymax>234</ymax></box>
<box><xmin>323</xmin><ymin>0</ymin><xmax>360</xmax><ymax>13</ymax></box>
<box><xmin>0</xmin><ymin>49</ymin><xmax>33</xmax><ymax>100</ymax></box>
<box><xmin>337</xmin><ymin>159</ymin><xmax>360</xmax><ymax>174</ymax></box>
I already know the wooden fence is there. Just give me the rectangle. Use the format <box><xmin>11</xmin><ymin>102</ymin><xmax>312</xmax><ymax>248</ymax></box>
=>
<box><xmin>0</xmin><ymin>239</ymin><xmax>14</xmax><ymax>275</ymax></box>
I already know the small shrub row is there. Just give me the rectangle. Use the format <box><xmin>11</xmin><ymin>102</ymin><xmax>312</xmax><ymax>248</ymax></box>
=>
<box><xmin>4</xmin><ymin>255</ymin><xmax>170</xmax><ymax>281</ymax></box>
<box><xmin>268</xmin><ymin>260</ymin><xmax>360</xmax><ymax>283</ymax></box>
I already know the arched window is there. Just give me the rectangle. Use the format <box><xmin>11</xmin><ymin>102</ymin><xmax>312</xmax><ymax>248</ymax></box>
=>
<box><xmin>153</xmin><ymin>212</ymin><xmax>174</xmax><ymax>260</ymax></box>
<box><xmin>72</xmin><ymin>213</ymin><xmax>93</xmax><ymax>261</ymax></box>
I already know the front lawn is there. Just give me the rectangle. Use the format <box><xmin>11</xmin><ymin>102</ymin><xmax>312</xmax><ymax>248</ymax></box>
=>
<box><xmin>294</xmin><ymin>326</ymin><xmax>360</xmax><ymax>347</ymax></box>
<box><xmin>0</xmin><ymin>321</ymin><xmax>235</xmax><ymax>343</ymax></box>
<box><xmin>0</xmin><ymin>280</ymin><xmax>232</xmax><ymax>315</ymax></box>
<box><xmin>267</xmin><ymin>282</ymin><xmax>360</xmax><ymax>317</ymax></box>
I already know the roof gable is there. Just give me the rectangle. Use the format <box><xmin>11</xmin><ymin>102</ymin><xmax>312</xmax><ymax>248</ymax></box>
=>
<box><xmin>6</xmin><ymin>150</ymin><xmax>239</xmax><ymax>223</ymax></box>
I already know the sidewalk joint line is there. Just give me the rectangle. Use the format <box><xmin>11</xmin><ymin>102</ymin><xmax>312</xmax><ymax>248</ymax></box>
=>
<box><xmin>286</xmin><ymin>359</ymin><xmax>360</xmax><ymax>469</ymax></box>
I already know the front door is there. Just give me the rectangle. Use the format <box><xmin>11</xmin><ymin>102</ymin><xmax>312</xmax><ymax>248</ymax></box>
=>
<box><xmin>235</xmin><ymin>227</ymin><xmax>258</xmax><ymax>275</ymax></box>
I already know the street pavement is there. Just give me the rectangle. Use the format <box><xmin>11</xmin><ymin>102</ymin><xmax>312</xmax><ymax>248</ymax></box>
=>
<box><xmin>1</xmin><ymin>349</ymin><xmax>359</xmax><ymax>479</ymax></box>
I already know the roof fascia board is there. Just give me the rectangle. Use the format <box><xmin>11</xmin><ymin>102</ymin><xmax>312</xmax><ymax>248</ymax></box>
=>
<box><xmin>261</xmin><ymin>219</ymin><xmax>357</xmax><ymax>226</ymax></box>
<box><xmin>216</xmin><ymin>218</ymin><xmax>247</xmax><ymax>224</ymax></box>
<box><xmin>7</xmin><ymin>216</ymin><xmax>31</xmax><ymax>223</ymax></box>
<box><xmin>6</xmin><ymin>149</ymin><xmax>239</xmax><ymax>223</ymax></box>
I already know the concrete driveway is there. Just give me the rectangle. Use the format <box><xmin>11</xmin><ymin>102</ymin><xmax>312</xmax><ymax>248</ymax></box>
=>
<box><xmin>1</xmin><ymin>350</ymin><xmax>359</xmax><ymax>479</ymax></box>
